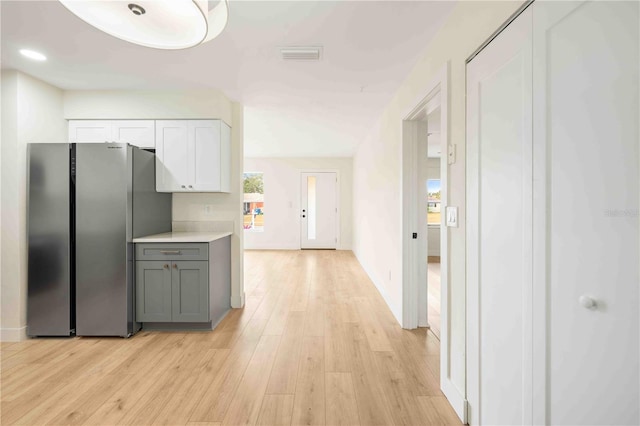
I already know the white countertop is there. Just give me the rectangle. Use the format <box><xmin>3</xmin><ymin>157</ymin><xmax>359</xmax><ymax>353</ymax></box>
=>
<box><xmin>133</xmin><ymin>231</ymin><xmax>232</xmax><ymax>243</ymax></box>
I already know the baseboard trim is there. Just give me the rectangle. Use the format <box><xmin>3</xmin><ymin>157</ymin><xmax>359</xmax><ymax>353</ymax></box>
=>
<box><xmin>1</xmin><ymin>326</ymin><xmax>28</xmax><ymax>342</ymax></box>
<box><xmin>442</xmin><ymin>378</ymin><xmax>468</xmax><ymax>424</ymax></box>
<box><xmin>231</xmin><ymin>291</ymin><xmax>245</xmax><ymax>308</ymax></box>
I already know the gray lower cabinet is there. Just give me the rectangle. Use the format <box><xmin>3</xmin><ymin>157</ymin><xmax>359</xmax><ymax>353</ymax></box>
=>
<box><xmin>135</xmin><ymin>238</ymin><xmax>231</xmax><ymax>328</ymax></box>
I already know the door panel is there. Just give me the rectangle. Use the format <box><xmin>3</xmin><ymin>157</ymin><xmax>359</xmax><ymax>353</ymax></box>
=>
<box><xmin>75</xmin><ymin>144</ymin><xmax>129</xmax><ymax>336</ymax></box>
<box><xmin>68</xmin><ymin>120</ymin><xmax>111</xmax><ymax>143</ymax></box>
<box><xmin>172</xmin><ymin>261</ymin><xmax>209</xmax><ymax>322</ymax></box>
<box><xmin>112</xmin><ymin>120</ymin><xmax>155</xmax><ymax>149</ymax></box>
<box><xmin>190</xmin><ymin>120</ymin><xmax>221</xmax><ymax>191</ymax></box>
<box><xmin>156</xmin><ymin>120</ymin><xmax>188</xmax><ymax>192</ymax></box>
<box><xmin>135</xmin><ymin>261</ymin><xmax>172</xmax><ymax>322</ymax></box>
<box><xmin>534</xmin><ymin>2</ymin><xmax>639</xmax><ymax>424</ymax></box>
<box><xmin>466</xmin><ymin>6</ymin><xmax>533</xmax><ymax>424</ymax></box>
<box><xmin>27</xmin><ymin>144</ymin><xmax>72</xmax><ymax>336</ymax></box>
<box><xmin>300</xmin><ymin>172</ymin><xmax>337</xmax><ymax>249</ymax></box>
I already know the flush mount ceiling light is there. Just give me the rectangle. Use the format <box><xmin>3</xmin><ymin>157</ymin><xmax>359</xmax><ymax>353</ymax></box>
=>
<box><xmin>20</xmin><ymin>49</ymin><xmax>47</xmax><ymax>61</ymax></box>
<box><xmin>58</xmin><ymin>0</ymin><xmax>229</xmax><ymax>50</ymax></box>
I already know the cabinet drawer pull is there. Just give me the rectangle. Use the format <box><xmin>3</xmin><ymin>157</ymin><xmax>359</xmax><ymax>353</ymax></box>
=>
<box><xmin>160</xmin><ymin>250</ymin><xmax>181</xmax><ymax>255</ymax></box>
<box><xmin>173</xmin><ymin>264</ymin><xmax>178</xmax><ymax>269</ymax></box>
<box><xmin>163</xmin><ymin>264</ymin><xmax>169</xmax><ymax>269</ymax></box>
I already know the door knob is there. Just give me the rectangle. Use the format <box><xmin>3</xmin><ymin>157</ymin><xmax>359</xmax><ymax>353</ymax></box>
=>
<box><xmin>579</xmin><ymin>295</ymin><xmax>597</xmax><ymax>309</ymax></box>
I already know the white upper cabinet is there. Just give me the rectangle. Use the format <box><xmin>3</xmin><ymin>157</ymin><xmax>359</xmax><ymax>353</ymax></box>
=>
<box><xmin>68</xmin><ymin>120</ymin><xmax>155</xmax><ymax>149</ymax></box>
<box><xmin>111</xmin><ymin>121</ymin><xmax>155</xmax><ymax>148</ymax></box>
<box><xmin>155</xmin><ymin>120</ymin><xmax>231</xmax><ymax>193</ymax></box>
<box><xmin>68</xmin><ymin>120</ymin><xmax>111</xmax><ymax>143</ymax></box>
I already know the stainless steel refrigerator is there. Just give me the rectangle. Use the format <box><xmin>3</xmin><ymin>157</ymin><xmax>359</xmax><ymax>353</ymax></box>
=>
<box><xmin>27</xmin><ymin>143</ymin><xmax>171</xmax><ymax>337</ymax></box>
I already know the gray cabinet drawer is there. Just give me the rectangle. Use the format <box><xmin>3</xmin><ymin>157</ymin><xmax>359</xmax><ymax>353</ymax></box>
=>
<box><xmin>136</xmin><ymin>243</ymin><xmax>208</xmax><ymax>261</ymax></box>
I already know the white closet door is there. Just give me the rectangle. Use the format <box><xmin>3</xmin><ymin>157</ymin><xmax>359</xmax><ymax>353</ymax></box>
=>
<box><xmin>533</xmin><ymin>2</ymin><xmax>639</xmax><ymax>424</ymax></box>
<box><xmin>466</xmin><ymin>6</ymin><xmax>533</xmax><ymax>425</ymax></box>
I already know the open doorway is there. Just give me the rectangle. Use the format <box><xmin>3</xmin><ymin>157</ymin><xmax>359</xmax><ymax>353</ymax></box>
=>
<box><xmin>401</xmin><ymin>64</ymin><xmax>464</xmax><ymax>421</ymax></box>
<box><xmin>425</xmin><ymin>108</ymin><xmax>442</xmax><ymax>339</ymax></box>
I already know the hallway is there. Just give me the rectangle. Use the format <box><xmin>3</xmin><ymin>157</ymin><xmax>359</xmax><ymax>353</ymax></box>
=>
<box><xmin>1</xmin><ymin>250</ymin><xmax>460</xmax><ymax>425</ymax></box>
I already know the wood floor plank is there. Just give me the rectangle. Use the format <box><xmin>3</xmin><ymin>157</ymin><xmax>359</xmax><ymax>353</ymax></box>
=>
<box><xmin>265</xmin><ymin>311</ymin><xmax>305</xmax><ymax>394</ymax></box>
<box><xmin>221</xmin><ymin>335</ymin><xmax>281</xmax><ymax>425</ymax></box>
<box><xmin>257</xmin><ymin>394</ymin><xmax>295</xmax><ymax>426</ymax></box>
<box><xmin>353</xmin><ymin>296</ymin><xmax>393</xmax><ymax>352</ymax></box>
<box><xmin>291</xmin><ymin>336</ymin><xmax>325</xmax><ymax>426</ymax></box>
<box><xmin>151</xmin><ymin>349</ymin><xmax>231</xmax><ymax>425</ymax></box>
<box><xmin>346</xmin><ymin>324</ymin><xmax>395</xmax><ymax>426</ymax></box>
<box><xmin>188</xmin><ymin>315</ymin><xmax>269</xmax><ymax>423</ymax></box>
<box><xmin>325</xmin><ymin>373</ymin><xmax>360</xmax><ymax>426</ymax></box>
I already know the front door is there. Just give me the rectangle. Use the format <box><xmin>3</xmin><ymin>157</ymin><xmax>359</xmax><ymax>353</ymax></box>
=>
<box><xmin>300</xmin><ymin>172</ymin><xmax>337</xmax><ymax>249</ymax></box>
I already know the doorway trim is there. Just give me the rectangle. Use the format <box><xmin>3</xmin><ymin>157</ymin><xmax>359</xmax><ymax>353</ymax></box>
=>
<box><xmin>401</xmin><ymin>63</ymin><xmax>464</xmax><ymax>420</ymax></box>
<box><xmin>299</xmin><ymin>169</ymin><xmax>340</xmax><ymax>250</ymax></box>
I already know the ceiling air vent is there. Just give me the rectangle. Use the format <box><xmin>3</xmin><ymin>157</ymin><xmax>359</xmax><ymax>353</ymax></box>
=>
<box><xmin>280</xmin><ymin>46</ymin><xmax>322</xmax><ymax>61</ymax></box>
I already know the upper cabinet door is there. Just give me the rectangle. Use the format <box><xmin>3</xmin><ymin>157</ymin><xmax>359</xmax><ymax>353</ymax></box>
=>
<box><xmin>68</xmin><ymin>120</ymin><xmax>112</xmax><ymax>143</ymax></box>
<box><xmin>155</xmin><ymin>120</ymin><xmax>189</xmax><ymax>192</ymax></box>
<box><xmin>155</xmin><ymin>119</ymin><xmax>231</xmax><ymax>193</ymax></box>
<box><xmin>112</xmin><ymin>120</ymin><xmax>155</xmax><ymax>149</ymax></box>
<box><xmin>190</xmin><ymin>120</ymin><xmax>221</xmax><ymax>192</ymax></box>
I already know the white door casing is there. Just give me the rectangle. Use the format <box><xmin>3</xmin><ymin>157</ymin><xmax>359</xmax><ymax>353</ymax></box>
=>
<box><xmin>300</xmin><ymin>172</ymin><xmax>337</xmax><ymax>249</ymax></box>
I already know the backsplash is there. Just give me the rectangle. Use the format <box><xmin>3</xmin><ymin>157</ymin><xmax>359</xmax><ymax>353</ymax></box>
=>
<box><xmin>172</xmin><ymin>220</ymin><xmax>235</xmax><ymax>233</ymax></box>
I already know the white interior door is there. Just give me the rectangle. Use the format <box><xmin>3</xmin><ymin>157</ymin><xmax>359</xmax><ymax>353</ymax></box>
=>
<box><xmin>534</xmin><ymin>2</ymin><xmax>639</xmax><ymax>424</ymax></box>
<box><xmin>466</xmin><ymin>6</ymin><xmax>533</xmax><ymax>425</ymax></box>
<box><xmin>468</xmin><ymin>1</ymin><xmax>639</xmax><ymax>425</ymax></box>
<box><xmin>300</xmin><ymin>172</ymin><xmax>337</xmax><ymax>249</ymax></box>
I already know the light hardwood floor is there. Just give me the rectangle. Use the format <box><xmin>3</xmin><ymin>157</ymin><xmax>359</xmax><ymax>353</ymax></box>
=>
<box><xmin>1</xmin><ymin>250</ymin><xmax>461</xmax><ymax>426</ymax></box>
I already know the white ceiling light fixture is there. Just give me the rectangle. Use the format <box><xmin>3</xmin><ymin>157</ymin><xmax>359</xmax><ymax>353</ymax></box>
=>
<box><xmin>58</xmin><ymin>0</ymin><xmax>229</xmax><ymax>50</ymax></box>
<box><xmin>20</xmin><ymin>49</ymin><xmax>47</xmax><ymax>61</ymax></box>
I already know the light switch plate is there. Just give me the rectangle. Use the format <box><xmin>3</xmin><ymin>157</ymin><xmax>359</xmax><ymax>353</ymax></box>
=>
<box><xmin>446</xmin><ymin>206</ymin><xmax>458</xmax><ymax>227</ymax></box>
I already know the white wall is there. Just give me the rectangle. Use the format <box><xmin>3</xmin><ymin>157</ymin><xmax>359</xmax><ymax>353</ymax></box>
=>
<box><xmin>64</xmin><ymin>89</ymin><xmax>245</xmax><ymax>308</ymax></box>
<box><xmin>1</xmin><ymin>70</ymin><xmax>67</xmax><ymax>341</ymax></box>
<box><xmin>352</xmin><ymin>0</ymin><xmax>522</xmax><ymax>396</ymax></box>
<box><xmin>243</xmin><ymin>157</ymin><xmax>353</xmax><ymax>250</ymax></box>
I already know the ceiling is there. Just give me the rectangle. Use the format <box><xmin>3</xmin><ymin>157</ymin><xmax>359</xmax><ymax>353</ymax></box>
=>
<box><xmin>1</xmin><ymin>1</ymin><xmax>455</xmax><ymax>157</ymax></box>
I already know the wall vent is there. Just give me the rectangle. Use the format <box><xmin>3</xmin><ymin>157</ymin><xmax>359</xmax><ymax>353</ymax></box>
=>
<box><xmin>280</xmin><ymin>46</ymin><xmax>322</xmax><ymax>61</ymax></box>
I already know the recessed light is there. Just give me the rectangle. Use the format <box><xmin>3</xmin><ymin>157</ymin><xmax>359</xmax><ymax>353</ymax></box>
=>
<box><xmin>20</xmin><ymin>49</ymin><xmax>47</xmax><ymax>61</ymax></box>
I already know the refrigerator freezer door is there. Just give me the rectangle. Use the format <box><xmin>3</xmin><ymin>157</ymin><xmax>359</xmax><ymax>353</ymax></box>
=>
<box><xmin>75</xmin><ymin>143</ymin><xmax>131</xmax><ymax>336</ymax></box>
<box><xmin>27</xmin><ymin>144</ymin><xmax>73</xmax><ymax>336</ymax></box>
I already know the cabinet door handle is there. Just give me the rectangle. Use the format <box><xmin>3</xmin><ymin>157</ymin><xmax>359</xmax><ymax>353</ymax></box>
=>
<box><xmin>173</xmin><ymin>264</ymin><xmax>178</xmax><ymax>269</ymax></box>
<box><xmin>163</xmin><ymin>264</ymin><xmax>169</xmax><ymax>269</ymax></box>
<box><xmin>188</xmin><ymin>185</ymin><xmax>193</xmax><ymax>189</ymax></box>
<box><xmin>181</xmin><ymin>185</ymin><xmax>186</xmax><ymax>189</ymax></box>
<box><xmin>160</xmin><ymin>250</ymin><xmax>181</xmax><ymax>255</ymax></box>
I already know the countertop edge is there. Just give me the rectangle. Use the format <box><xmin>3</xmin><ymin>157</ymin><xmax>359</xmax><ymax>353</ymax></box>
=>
<box><xmin>133</xmin><ymin>231</ymin><xmax>233</xmax><ymax>243</ymax></box>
